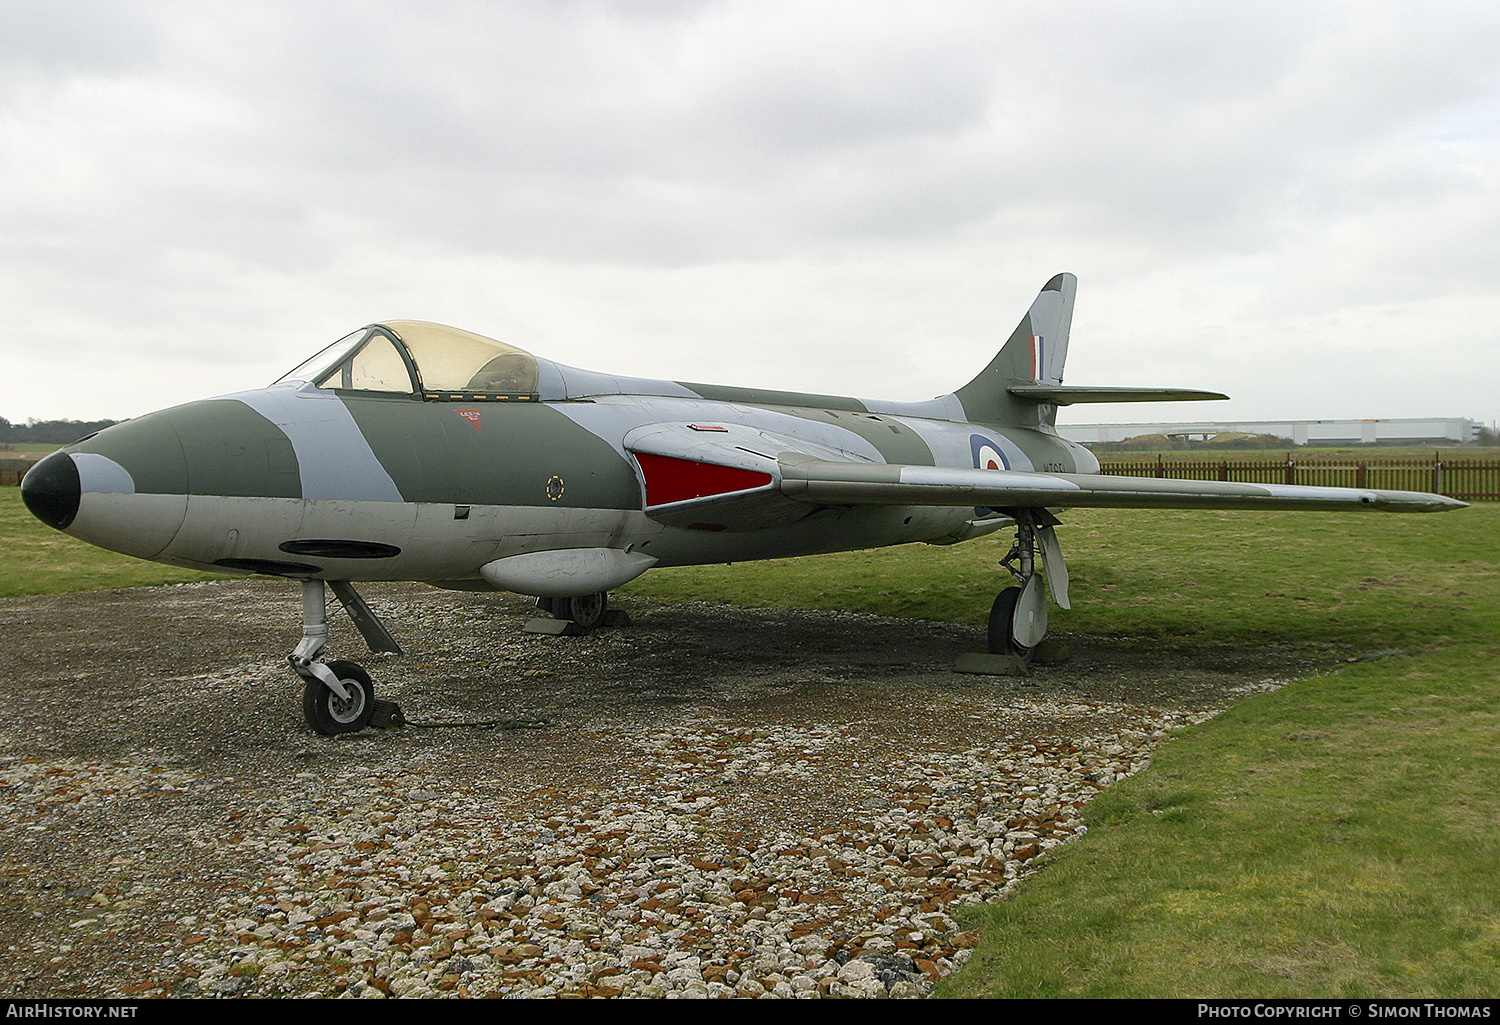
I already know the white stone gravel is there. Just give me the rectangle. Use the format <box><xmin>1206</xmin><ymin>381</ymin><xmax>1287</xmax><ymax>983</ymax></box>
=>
<box><xmin>0</xmin><ymin>582</ymin><xmax>1323</xmax><ymax>999</ymax></box>
<box><xmin>2</xmin><ymin>701</ymin><xmax>1213</xmax><ymax>998</ymax></box>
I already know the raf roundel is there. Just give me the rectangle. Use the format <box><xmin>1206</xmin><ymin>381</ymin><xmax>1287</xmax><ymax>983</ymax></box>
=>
<box><xmin>970</xmin><ymin>434</ymin><xmax>1010</xmax><ymax>471</ymax></box>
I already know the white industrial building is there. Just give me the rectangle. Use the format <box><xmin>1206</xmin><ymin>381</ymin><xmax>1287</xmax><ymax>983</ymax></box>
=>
<box><xmin>1057</xmin><ymin>417</ymin><xmax>1482</xmax><ymax>447</ymax></box>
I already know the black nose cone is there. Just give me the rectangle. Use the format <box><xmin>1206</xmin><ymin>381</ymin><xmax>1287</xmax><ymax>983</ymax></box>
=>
<box><xmin>21</xmin><ymin>451</ymin><xmax>81</xmax><ymax>530</ymax></box>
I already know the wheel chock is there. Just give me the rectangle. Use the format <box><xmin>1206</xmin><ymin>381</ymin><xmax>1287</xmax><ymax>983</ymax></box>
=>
<box><xmin>369</xmin><ymin>698</ymin><xmax>407</xmax><ymax>729</ymax></box>
<box><xmin>952</xmin><ymin>652</ymin><xmax>1030</xmax><ymax>677</ymax></box>
<box><xmin>1029</xmin><ymin>638</ymin><xmax>1072</xmax><ymax>665</ymax></box>
<box><xmin>523</xmin><ymin>610</ymin><xmax>631</xmax><ymax>635</ymax></box>
<box><xmin>523</xmin><ymin>617</ymin><xmax>585</xmax><ymax>636</ymax></box>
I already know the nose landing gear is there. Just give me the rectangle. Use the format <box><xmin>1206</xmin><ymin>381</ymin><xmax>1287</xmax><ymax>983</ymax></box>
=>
<box><xmin>289</xmin><ymin>579</ymin><xmax>401</xmax><ymax>735</ymax></box>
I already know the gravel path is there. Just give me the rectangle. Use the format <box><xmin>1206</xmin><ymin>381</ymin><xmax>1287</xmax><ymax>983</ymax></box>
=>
<box><xmin>0</xmin><ymin>580</ymin><xmax>1330</xmax><ymax>998</ymax></box>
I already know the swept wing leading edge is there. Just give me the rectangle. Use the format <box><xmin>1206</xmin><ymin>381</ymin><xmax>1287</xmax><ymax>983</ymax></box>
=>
<box><xmin>626</xmin><ymin>425</ymin><xmax>1465</xmax><ymax>528</ymax></box>
<box><xmin>777</xmin><ymin>457</ymin><xmax>1467</xmax><ymax>513</ymax></box>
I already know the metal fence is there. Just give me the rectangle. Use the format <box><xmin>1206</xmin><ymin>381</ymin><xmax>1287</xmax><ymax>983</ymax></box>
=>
<box><xmin>0</xmin><ymin>457</ymin><xmax>36</xmax><ymax>486</ymax></box>
<box><xmin>1096</xmin><ymin>453</ymin><xmax>1500</xmax><ymax>501</ymax></box>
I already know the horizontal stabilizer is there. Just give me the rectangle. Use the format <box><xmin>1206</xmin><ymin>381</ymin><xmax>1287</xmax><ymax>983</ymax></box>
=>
<box><xmin>1007</xmin><ymin>385</ymin><xmax>1228</xmax><ymax>405</ymax></box>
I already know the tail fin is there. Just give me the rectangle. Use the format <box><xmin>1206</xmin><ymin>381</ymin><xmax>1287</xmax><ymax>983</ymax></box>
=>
<box><xmin>952</xmin><ymin>273</ymin><xmax>1077</xmax><ymax>426</ymax></box>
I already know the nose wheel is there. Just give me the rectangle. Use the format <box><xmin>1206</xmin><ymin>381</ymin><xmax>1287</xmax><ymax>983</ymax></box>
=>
<box><xmin>290</xmin><ymin>580</ymin><xmax>398</xmax><ymax>735</ymax></box>
<box><xmin>301</xmin><ymin>660</ymin><xmax>374</xmax><ymax>735</ymax></box>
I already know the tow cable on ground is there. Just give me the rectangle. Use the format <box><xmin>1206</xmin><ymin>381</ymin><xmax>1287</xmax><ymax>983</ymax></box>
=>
<box><xmin>370</xmin><ymin>699</ymin><xmax>550</xmax><ymax>731</ymax></box>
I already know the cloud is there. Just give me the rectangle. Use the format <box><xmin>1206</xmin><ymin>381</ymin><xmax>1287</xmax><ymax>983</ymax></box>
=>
<box><xmin>1</xmin><ymin>1</ymin><xmax>1497</xmax><ymax>424</ymax></box>
<box><xmin>0</xmin><ymin>0</ymin><xmax>160</xmax><ymax>82</ymax></box>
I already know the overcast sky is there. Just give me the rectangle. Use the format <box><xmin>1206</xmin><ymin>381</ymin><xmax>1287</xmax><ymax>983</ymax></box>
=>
<box><xmin>3</xmin><ymin>0</ymin><xmax>1497</xmax><ymax>429</ymax></box>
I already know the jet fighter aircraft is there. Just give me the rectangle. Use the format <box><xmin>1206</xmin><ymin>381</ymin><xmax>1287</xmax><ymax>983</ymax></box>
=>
<box><xmin>21</xmin><ymin>274</ymin><xmax>1465</xmax><ymax>734</ymax></box>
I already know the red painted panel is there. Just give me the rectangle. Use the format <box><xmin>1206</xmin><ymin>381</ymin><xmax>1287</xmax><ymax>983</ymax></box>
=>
<box><xmin>633</xmin><ymin>452</ymin><xmax>773</xmax><ymax>507</ymax></box>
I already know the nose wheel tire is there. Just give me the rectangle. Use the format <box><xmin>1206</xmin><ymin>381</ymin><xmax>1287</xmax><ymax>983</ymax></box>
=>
<box><xmin>302</xmin><ymin>660</ymin><xmax>375</xmax><ymax>735</ymax></box>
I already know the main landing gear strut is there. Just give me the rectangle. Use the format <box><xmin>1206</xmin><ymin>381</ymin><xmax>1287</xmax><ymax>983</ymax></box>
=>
<box><xmin>534</xmin><ymin>592</ymin><xmax>610</xmax><ymax>631</ymax></box>
<box><xmin>290</xmin><ymin>579</ymin><xmax>402</xmax><ymax>735</ymax></box>
<box><xmin>987</xmin><ymin>510</ymin><xmax>1070</xmax><ymax>661</ymax></box>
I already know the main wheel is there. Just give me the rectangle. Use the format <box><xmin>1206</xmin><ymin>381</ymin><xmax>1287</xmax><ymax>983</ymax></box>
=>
<box><xmin>560</xmin><ymin>591</ymin><xmax>608</xmax><ymax>631</ymax></box>
<box><xmin>302</xmin><ymin>660</ymin><xmax>375</xmax><ymax>735</ymax></box>
<box><xmin>987</xmin><ymin>587</ymin><xmax>1033</xmax><ymax>661</ymax></box>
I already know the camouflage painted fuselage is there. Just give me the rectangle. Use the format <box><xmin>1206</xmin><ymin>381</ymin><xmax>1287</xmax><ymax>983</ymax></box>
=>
<box><xmin>28</xmin><ymin>273</ymin><xmax>1457</xmax><ymax>605</ymax></box>
<box><xmin>42</xmin><ymin>373</ymin><xmax>1096</xmax><ymax>586</ymax></box>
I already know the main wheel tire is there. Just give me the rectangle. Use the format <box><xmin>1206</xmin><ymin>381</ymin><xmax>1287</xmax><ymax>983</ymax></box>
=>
<box><xmin>302</xmin><ymin>660</ymin><xmax>375</xmax><ymax>735</ymax></box>
<box><xmin>561</xmin><ymin>591</ymin><xmax>608</xmax><ymax>631</ymax></box>
<box><xmin>987</xmin><ymin>587</ymin><xmax>1033</xmax><ymax>661</ymax></box>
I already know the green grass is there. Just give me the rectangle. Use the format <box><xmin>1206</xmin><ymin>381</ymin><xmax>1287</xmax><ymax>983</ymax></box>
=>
<box><xmin>624</xmin><ymin>504</ymin><xmax>1495</xmax><ymax>652</ymax></box>
<box><xmin>0</xmin><ymin>488</ymin><xmax>223</xmax><ymax>596</ymax></box>
<box><xmin>4</xmin><ymin>484</ymin><xmax>1497</xmax><ymax>996</ymax></box>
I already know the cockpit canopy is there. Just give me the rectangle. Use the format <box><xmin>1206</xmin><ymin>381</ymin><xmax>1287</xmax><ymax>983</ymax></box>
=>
<box><xmin>275</xmin><ymin>321</ymin><xmax>540</xmax><ymax>401</ymax></box>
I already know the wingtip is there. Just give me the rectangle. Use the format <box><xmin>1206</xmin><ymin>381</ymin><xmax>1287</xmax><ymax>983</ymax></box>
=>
<box><xmin>1383</xmin><ymin>493</ymin><xmax>1471</xmax><ymax>512</ymax></box>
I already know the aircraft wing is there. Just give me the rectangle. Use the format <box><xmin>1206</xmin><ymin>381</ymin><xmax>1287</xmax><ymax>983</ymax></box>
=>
<box><xmin>777</xmin><ymin>456</ymin><xmax>1466</xmax><ymax>513</ymax></box>
<box><xmin>625</xmin><ymin>423</ymin><xmax>1464</xmax><ymax>531</ymax></box>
